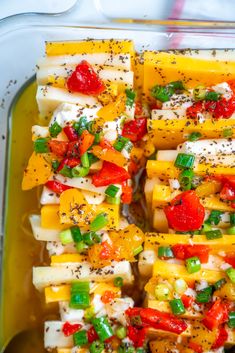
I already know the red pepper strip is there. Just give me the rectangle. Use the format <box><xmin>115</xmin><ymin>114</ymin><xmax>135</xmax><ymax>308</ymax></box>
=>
<box><xmin>48</xmin><ymin>140</ymin><xmax>68</xmax><ymax>157</ymax></box>
<box><xmin>45</xmin><ymin>180</ymin><xmax>72</xmax><ymax>194</ymax></box>
<box><xmin>62</xmin><ymin>321</ymin><xmax>82</xmax><ymax>336</ymax></box>
<box><xmin>122</xmin><ymin>117</ymin><xmax>147</xmax><ymax>142</ymax></box>
<box><xmin>181</xmin><ymin>294</ymin><xmax>194</xmax><ymax>309</ymax></box>
<box><xmin>164</xmin><ymin>190</ymin><xmax>205</xmax><ymax>232</ymax></box>
<box><xmin>223</xmin><ymin>253</ymin><xmax>235</xmax><ymax>268</ymax></box>
<box><xmin>92</xmin><ymin>161</ymin><xmax>130</xmax><ymax>187</ymax></box>
<box><xmin>188</xmin><ymin>341</ymin><xmax>203</xmax><ymax>353</ymax></box>
<box><xmin>205</xmin><ymin>96</ymin><xmax>235</xmax><ymax>119</ymax></box>
<box><xmin>79</xmin><ymin>130</ymin><xmax>95</xmax><ymax>156</ymax></box>
<box><xmin>121</xmin><ymin>186</ymin><xmax>133</xmax><ymax>205</ymax></box>
<box><xmin>126</xmin><ymin>307</ymin><xmax>188</xmax><ymax>335</ymax></box>
<box><xmin>186</xmin><ymin>102</ymin><xmax>203</xmax><ymax>119</ymax></box>
<box><xmin>212</xmin><ymin>326</ymin><xmax>228</xmax><ymax>349</ymax></box>
<box><xmin>67</xmin><ymin>60</ymin><xmax>105</xmax><ymax>95</ymax></box>
<box><xmin>87</xmin><ymin>326</ymin><xmax>99</xmax><ymax>343</ymax></box>
<box><xmin>63</xmin><ymin>126</ymin><xmax>78</xmax><ymax>141</ymax></box>
<box><xmin>202</xmin><ymin>299</ymin><xmax>228</xmax><ymax>331</ymax></box>
<box><xmin>127</xmin><ymin>326</ymin><xmax>148</xmax><ymax>348</ymax></box>
<box><xmin>172</xmin><ymin>244</ymin><xmax>210</xmax><ymax>264</ymax></box>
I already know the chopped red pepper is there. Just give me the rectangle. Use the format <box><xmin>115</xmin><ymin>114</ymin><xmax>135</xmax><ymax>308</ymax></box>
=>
<box><xmin>122</xmin><ymin>118</ymin><xmax>147</xmax><ymax>142</ymax></box>
<box><xmin>121</xmin><ymin>186</ymin><xmax>133</xmax><ymax>204</ymax></box>
<box><xmin>202</xmin><ymin>299</ymin><xmax>228</xmax><ymax>331</ymax></box>
<box><xmin>87</xmin><ymin>326</ymin><xmax>99</xmax><ymax>343</ymax></box>
<box><xmin>134</xmin><ymin>101</ymin><xmax>144</xmax><ymax>116</ymax></box>
<box><xmin>220</xmin><ymin>183</ymin><xmax>235</xmax><ymax>201</ymax></box>
<box><xmin>99</xmin><ymin>139</ymin><xmax>114</xmax><ymax>150</ymax></box>
<box><xmin>79</xmin><ymin>130</ymin><xmax>95</xmax><ymax>156</ymax></box>
<box><xmin>58</xmin><ymin>157</ymin><xmax>80</xmax><ymax>171</ymax></box>
<box><xmin>48</xmin><ymin>140</ymin><xmax>68</xmax><ymax>157</ymax></box>
<box><xmin>186</xmin><ymin>102</ymin><xmax>203</xmax><ymax>119</ymax></box>
<box><xmin>67</xmin><ymin>141</ymin><xmax>81</xmax><ymax>159</ymax></box>
<box><xmin>211</xmin><ymin>326</ymin><xmax>228</xmax><ymax>349</ymax></box>
<box><xmin>127</xmin><ymin>326</ymin><xmax>148</xmax><ymax>348</ymax></box>
<box><xmin>188</xmin><ymin>341</ymin><xmax>203</xmax><ymax>353</ymax></box>
<box><xmin>92</xmin><ymin>161</ymin><xmax>130</xmax><ymax>187</ymax></box>
<box><xmin>63</xmin><ymin>126</ymin><xmax>78</xmax><ymax>141</ymax></box>
<box><xmin>67</xmin><ymin>60</ymin><xmax>105</xmax><ymax>95</ymax></box>
<box><xmin>126</xmin><ymin>307</ymin><xmax>188</xmax><ymax>335</ymax></box>
<box><xmin>181</xmin><ymin>294</ymin><xmax>194</xmax><ymax>309</ymax></box>
<box><xmin>128</xmin><ymin>160</ymin><xmax>139</xmax><ymax>176</ymax></box>
<box><xmin>62</xmin><ymin>321</ymin><xmax>82</xmax><ymax>336</ymax></box>
<box><xmin>172</xmin><ymin>244</ymin><xmax>210</xmax><ymax>263</ymax></box>
<box><xmin>101</xmin><ymin>290</ymin><xmax>116</xmax><ymax>304</ymax></box>
<box><xmin>205</xmin><ymin>96</ymin><xmax>235</xmax><ymax>119</ymax></box>
<box><xmin>223</xmin><ymin>253</ymin><xmax>235</xmax><ymax>268</ymax></box>
<box><xmin>45</xmin><ymin>180</ymin><xmax>72</xmax><ymax>194</ymax></box>
<box><xmin>164</xmin><ymin>190</ymin><xmax>205</xmax><ymax>232</ymax></box>
<box><xmin>99</xmin><ymin>241</ymin><xmax>114</xmax><ymax>260</ymax></box>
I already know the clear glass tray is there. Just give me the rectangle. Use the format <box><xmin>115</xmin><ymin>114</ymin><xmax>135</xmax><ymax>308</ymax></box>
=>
<box><xmin>2</xmin><ymin>9</ymin><xmax>235</xmax><ymax>351</ymax></box>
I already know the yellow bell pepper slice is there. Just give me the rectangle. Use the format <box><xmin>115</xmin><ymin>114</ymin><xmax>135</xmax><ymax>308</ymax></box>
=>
<box><xmin>91</xmin><ymin>145</ymin><xmax>127</xmax><ymax>168</ymax></box>
<box><xmin>41</xmin><ymin>205</ymin><xmax>66</xmax><ymax>230</ymax></box>
<box><xmin>50</xmin><ymin>254</ymin><xmax>88</xmax><ymax>265</ymax></box>
<box><xmin>195</xmin><ymin>181</ymin><xmax>222</xmax><ymax>197</ymax></box>
<box><xmin>147</xmin><ymin>299</ymin><xmax>202</xmax><ymax>319</ymax></box>
<box><xmin>97</xmin><ymin>93</ymin><xmax>126</xmax><ymax>121</ymax></box>
<box><xmin>22</xmin><ymin>152</ymin><xmax>52</xmax><ymax>190</ymax></box>
<box><xmin>45</xmin><ymin>285</ymin><xmax>70</xmax><ymax>303</ymax></box>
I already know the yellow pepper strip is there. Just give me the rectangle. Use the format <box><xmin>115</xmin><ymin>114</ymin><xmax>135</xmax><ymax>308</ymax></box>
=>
<box><xmin>195</xmin><ymin>180</ymin><xmax>222</xmax><ymax>197</ymax></box>
<box><xmin>97</xmin><ymin>93</ymin><xmax>126</xmax><ymax>121</ymax></box>
<box><xmin>144</xmin><ymin>232</ymin><xmax>235</xmax><ymax>252</ymax></box>
<box><xmin>147</xmin><ymin>300</ymin><xmax>202</xmax><ymax>319</ymax></box>
<box><xmin>147</xmin><ymin>160</ymin><xmax>235</xmax><ymax>179</ymax></box>
<box><xmin>45</xmin><ymin>285</ymin><xmax>70</xmax><ymax>303</ymax></box>
<box><xmin>51</xmin><ymin>254</ymin><xmax>89</xmax><ymax>265</ymax></box>
<box><xmin>152</xmin><ymin>259</ymin><xmax>224</xmax><ymax>283</ymax></box>
<box><xmin>22</xmin><ymin>152</ymin><xmax>52</xmax><ymax>190</ymax></box>
<box><xmin>41</xmin><ymin>205</ymin><xmax>66</xmax><ymax>230</ymax></box>
<box><xmin>91</xmin><ymin>145</ymin><xmax>127</xmax><ymax>168</ymax></box>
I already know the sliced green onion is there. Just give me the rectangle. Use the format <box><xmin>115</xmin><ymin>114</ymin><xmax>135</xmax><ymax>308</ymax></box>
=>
<box><xmin>179</xmin><ymin>169</ymin><xmax>194</xmax><ymax>190</ymax></box>
<box><xmin>186</xmin><ymin>256</ymin><xmax>201</xmax><ymax>274</ymax></box>
<box><xmin>52</xmin><ymin>159</ymin><xmax>60</xmax><ymax>171</ymax></box>
<box><xmin>34</xmin><ymin>138</ymin><xmax>49</xmax><ymax>153</ymax></box>
<box><xmin>92</xmin><ymin>316</ymin><xmax>114</xmax><ymax>342</ymax></box>
<box><xmin>88</xmin><ymin>153</ymin><xmax>99</xmax><ymax>165</ymax></box>
<box><xmin>70</xmin><ymin>292</ymin><xmax>90</xmax><ymax>309</ymax></box>
<box><xmin>49</xmin><ymin>121</ymin><xmax>62</xmax><ymax>137</ymax></box>
<box><xmin>71</xmin><ymin>165</ymin><xmax>89</xmax><ymax>178</ymax></box>
<box><xmin>151</xmin><ymin>84</ymin><xmax>174</xmax><ymax>103</ymax></box>
<box><xmin>214</xmin><ymin>278</ymin><xmax>227</xmax><ymax>291</ymax></box>
<box><xmin>116</xmin><ymin>326</ymin><xmax>127</xmax><ymax>339</ymax></box>
<box><xmin>124</xmin><ymin>140</ymin><xmax>133</xmax><ymax>153</ymax></box>
<box><xmin>200</xmin><ymin>223</ymin><xmax>212</xmax><ymax>234</ymax></box>
<box><xmin>113</xmin><ymin>136</ymin><xmax>130</xmax><ymax>152</ymax></box>
<box><xmin>188</xmin><ymin>132</ymin><xmax>202</xmax><ymax>142</ymax></box>
<box><xmin>133</xmin><ymin>245</ymin><xmax>143</xmax><ymax>256</ymax></box>
<box><xmin>223</xmin><ymin>128</ymin><xmax>233</xmax><ymax>138</ymax></box>
<box><xmin>205</xmin><ymin>229</ymin><xmax>223</xmax><ymax>240</ymax></box>
<box><xmin>205</xmin><ymin>91</ymin><xmax>221</xmax><ymax>101</ymax></box>
<box><xmin>228</xmin><ymin>312</ymin><xmax>235</xmax><ymax>328</ymax></box>
<box><xmin>71</xmin><ymin>282</ymin><xmax>90</xmax><ymax>293</ymax></box>
<box><xmin>70</xmin><ymin>226</ymin><xmax>82</xmax><ymax>243</ymax></box>
<box><xmin>193</xmin><ymin>85</ymin><xmax>206</xmax><ymax>101</ymax></box>
<box><xmin>84</xmin><ymin>306</ymin><xmax>95</xmax><ymax>321</ymax></box>
<box><xmin>136</xmin><ymin>349</ymin><xmax>146</xmax><ymax>353</ymax></box>
<box><xmin>60</xmin><ymin>165</ymin><xmax>73</xmax><ymax>178</ymax></box>
<box><xmin>73</xmin><ymin>116</ymin><xmax>88</xmax><ymax>135</ymax></box>
<box><xmin>76</xmin><ymin>241</ymin><xmax>87</xmax><ymax>253</ymax></box>
<box><xmin>174</xmin><ymin>279</ymin><xmax>188</xmax><ymax>294</ymax></box>
<box><xmin>87</xmin><ymin>121</ymin><xmax>94</xmax><ymax>134</ymax></box>
<box><xmin>94</xmin><ymin>133</ymin><xmax>101</xmax><ymax>144</ymax></box>
<box><xmin>226</xmin><ymin>267</ymin><xmax>235</xmax><ymax>283</ymax></box>
<box><xmin>227</xmin><ymin>226</ymin><xmax>235</xmax><ymax>235</ymax></box>
<box><xmin>158</xmin><ymin>246</ymin><xmax>174</xmax><ymax>259</ymax></box>
<box><xmin>90</xmin><ymin>341</ymin><xmax>105</xmax><ymax>353</ymax></box>
<box><xmin>114</xmin><ymin>277</ymin><xmax>123</xmax><ymax>288</ymax></box>
<box><xmin>106</xmin><ymin>195</ymin><xmax>121</xmax><ymax>205</ymax></box>
<box><xmin>175</xmin><ymin>153</ymin><xmax>195</xmax><ymax>169</ymax></box>
<box><xmin>154</xmin><ymin>283</ymin><xmax>170</xmax><ymax>300</ymax></box>
<box><xmin>81</xmin><ymin>152</ymin><xmax>90</xmax><ymax>168</ymax></box>
<box><xmin>90</xmin><ymin>213</ymin><xmax>108</xmax><ymax>232</ymax></box>
<box><xmin>168</xmin><ymin>80</ymin><xmax>185</xmax><ymax>91</ymax></box>
<box><xmin>105</xmin><ymin>184</ymin><xmax>120</xmax><ymax>197</ymax></box>
<box><xmin>196</xmin><ymin>286</ymin><xmax>212</xmax><ymax>303</ymax></box>
<box><xmin>169</xmin><ymin>299</ymin><xmax>185</xmax><ymax>315</ymax></box>
<box><xmin>73</xmin><ymin>330</ymin><xmax>88</xmax><ymax>346</ymax></box>
<box><xmin>230</xmin><ymin>213</ymin><xmax>235</xmax><ymax>226</ymax></box>
<box><xmin>83</xmin><ymin>231</ymin><xmax>101</xmax><ymax>246</ymax></box>
<box><xmin>125</xmin><ymin>89</ymin><xmax>136</xmax><ymax>107</ymax></box>
<box><xmin>205</xmin><ymin>210</ymin><xmax>223</xmax><ymax>225</ymax></box>
<box><xmin>59</xmin><ymin>229</ymin><xmax>73</xmax><ymax>245</ymax></box>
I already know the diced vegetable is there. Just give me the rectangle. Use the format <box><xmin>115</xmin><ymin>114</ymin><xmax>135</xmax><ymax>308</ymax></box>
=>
<box><xmin>154</xmin><ymin>284</ymin><xmax>170</xmax><ymax>301</ymax></box>
<box><xmin>174</xmin><ymin>153</ymin><xmax>195</xmax><ymax>169</ymax></box>
<box><xmin>34</xmin><ymin>137</ymin><xmax>50</xmax><ymax>153</ymax></box>
<box><xmin>226</xmin><ymin>267</ymin><xmax>235</xmax><ymax>282</ymax></box>
<box><xmin>73</xmin><ymin>330</ymin><xmax>88</xmax><ymax>346</ymax></box>
<box><xmin>92</xmin><ymin>316</ymin><xmax>114</xmax><ymax>342</ymax></box>
<box><xmin>158</xmin><ymin>246</ymin><xmax>174</xmax><ymax>259</ymax></box>
<box><xmin>169</xmin><ymin>299</ymin><xmax>185</xmax><ymax>315</ymax></box>
<box><xmin>49</xmin><ymin>121</ymin><xmax>62</xmax><ymax>137</ymax></box>
<box><xmin>205</xmin><ymin>230</ymin><xmax>223</xmax><ymax>240</ymax></box>
<box><xmin>185</xmin><ymin>257</ymin><xmax>201</xmax><ymax>274</ymax></box>
<box><xmin>92</xmin><ymin>161</ymin><xmax>130</xmax><ymax>187</ymax></box>
<box><xmin>90</xmin><ymin>213</ymin><xmax>109</xmax><ymax>232</ymax></box>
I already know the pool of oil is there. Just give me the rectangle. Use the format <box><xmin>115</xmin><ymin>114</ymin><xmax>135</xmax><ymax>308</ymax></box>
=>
<box><xmin>0</xmin><ymin>80</ymin><xmax>57</xmax><ymax>353</ymax></box>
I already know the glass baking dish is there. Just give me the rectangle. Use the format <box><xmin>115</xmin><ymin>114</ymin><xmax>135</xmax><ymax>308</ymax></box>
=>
<box><xmin>2</xmin><ymin>15</ymin><xmax>235</xmax><ymax>352</ymax></box>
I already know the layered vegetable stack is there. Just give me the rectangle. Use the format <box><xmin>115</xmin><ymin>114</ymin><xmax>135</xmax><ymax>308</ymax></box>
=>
<box><xmin>22</xmin><ymin>42</ymin><xmax>235</xmax><ymax>353</ymax></box>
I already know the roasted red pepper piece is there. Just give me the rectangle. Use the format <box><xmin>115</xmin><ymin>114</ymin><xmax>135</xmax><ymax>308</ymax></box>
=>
<box><xmin>186</xmin><ymin>102</ymin><xmax>203</xmax><ymax>119</ymax></box>
<box><xmin>67</xmin><ymin>141</ymin><xmax>81</xmax><ymax>159</ymax></box>
<box><xmin>127</xmin><ymin>326</ymin><xmax>148</xmax><ymax>348</ymax></box>
<box><xmin>164</xmin><ymin>190</ymin><xmax>205</xmax><ymax>232</ymax></box>
<box><xmin>48</xmin><ymin>140</ymin><xmax>68</xmax><ymax>157</ymax></box>
<box><xmin>62</xmin><ymin>321</ymin><xmax>82</xmax><ymax>336</ymax></box>
<box><xmin>211</xmin><ymin>326</ymin><xmax>228</xmax><ymax>349</ymax></box>
<box><xmin>188</xmin><ymin>341</ymin><xmax>203</xmax><ymax>353</ymax></box>
<box><xmin>205</xmin><ymin>96</ymin><xmax>235</xmax><ymax>119</ymax></box>
<box><xmin>87</xmin><ymin>326</ymin><xmax>99</xmax><ymax>343</ymax></box>
<box><xmin>121</xmin><ymin>186</ymin><xmax>133</xmax><ymax>205</ymax></box>
<box><xmin>45</xmin><ymin>180</ymin><xmax>72</xmax><ymax>194</ymax></box>
<box><xmin>122</xmin><ymin>118</ymin><xmax>147</xmax><ymax>142</ymax></box>
<box><xmin>202</xmin><ymin>299</ymin><xmax>228</xmax><ymax>331</ymax></box>
<box><xmin>67</xmin><ymin>60</ymin><xmax>105</xmax><ymax>95</ymax></box>
<box><xmin>172</xmin><ymin>244</ymin><xmax>210</xmax><ymax>263</ymax></box>
<box><xmin>92</xmin><ymin>161</ymin><xmax>130</xmax><ymax>187</ymax></box>
<box><xmin>63</xmin><ymin>126</ymin><xmax>78</xmax><ymax>141</ymax></box>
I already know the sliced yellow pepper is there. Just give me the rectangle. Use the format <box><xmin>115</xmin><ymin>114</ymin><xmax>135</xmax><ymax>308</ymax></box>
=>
<box><xmin>22</xmin><ymin>152</ymin><xmax>52</xmax><ymax>190</ymax></box>
<box><xmin>91</xmin><ymin>145</ymin><xmax>127</xmax><ymax>168</ymax></box>
<box><xmin>97</xmin><ymin>93</ymin><xmax>126</xmax><ymax>121</ymax></box>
